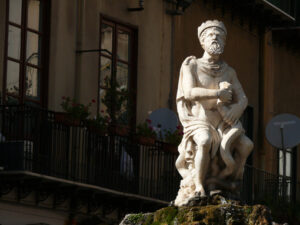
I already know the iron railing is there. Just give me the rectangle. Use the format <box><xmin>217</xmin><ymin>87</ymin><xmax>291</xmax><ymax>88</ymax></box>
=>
<box><xmin>242</xmin><ymin>165</ymin><xmax>294</xmax><ymax>204</ymax></box>
<box><xmin>0</xmin><ymin>105</ymin><xmax>294</xmax><ymax>203</ymax></box>
<box><xmin>0</xmin><ymin>105</ymin><xmax>180</xmax><ymax>201</ymax></box>
<box><xmin>264</xmin><ymin>0</ymin><xmax>297</xmax><ymax>18</ymax></box>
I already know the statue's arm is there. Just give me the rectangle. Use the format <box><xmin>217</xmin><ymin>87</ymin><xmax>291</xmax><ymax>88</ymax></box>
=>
<box><xmin>181</xmin><ymin>57</ymin><xmax>219</xmax><ymax>101</ymax></box>
<box><xmin>223</xmin><ymin>69</ymin><xmax>248</xmax><ymax>124</ymax></box>
<box><xmin>231</xmin><ymin>70</ymin><xmax>248</xmax><ymax>111</ymax></box>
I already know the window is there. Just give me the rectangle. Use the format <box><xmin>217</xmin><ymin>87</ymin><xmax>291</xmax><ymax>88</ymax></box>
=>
<box><xmin>3</xmin><ymin>0</ymin><xmax>50</xmax><ymax>106</ymax></box>
<box><xmin>98</xmin><ymin>17</ymin><xmax>137</xmax><ymax>126</ymax></box>
<box><xmin>278</xmin><ymin>147</ymin><xmax>297</xmax><ymax>200</ymax></box>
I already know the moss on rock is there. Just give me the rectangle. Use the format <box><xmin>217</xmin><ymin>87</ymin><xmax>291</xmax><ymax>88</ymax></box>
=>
<box><xmin>120</xmin><ymin>195</ymin><xmax>273</xmax><ymax>225</ymax></box>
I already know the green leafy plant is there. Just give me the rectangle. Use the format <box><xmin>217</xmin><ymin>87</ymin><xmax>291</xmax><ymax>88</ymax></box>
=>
<box><xmin>86</xmin><ymin>112</ymin><xmax>111</xmax><ymax>132</ymax></box>
<box><xmin>60</xmin><ymin>96</ymin><xmax>95</xmax><ymax>120</ymax></box>
<box><xmin>164</xmin><ymin>125</ymin><xmax>184</xmax><ymax>146</ymax></box>
<box><xmin>101</xmin><ymin>76</ymin><xmax>130</xmax><ymax>124</ymax></box>
<box><xmin>136</xmin><ymin>119</ymin><xmax>157</xmax><ymax>139</ymax></box>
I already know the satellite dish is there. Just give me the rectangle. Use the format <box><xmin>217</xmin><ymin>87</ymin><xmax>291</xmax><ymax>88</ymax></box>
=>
<box><xmin>265</xmin><ymin>113</ymin><xmax>300</xmax><ymax>149</ymax></box>
<box><xmin>148</xmin><ymin>108</ymin><xmax>179</xmax><ymax>138</ymax></box>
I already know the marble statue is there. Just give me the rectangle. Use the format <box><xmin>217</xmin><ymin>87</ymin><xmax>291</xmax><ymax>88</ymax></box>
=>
<box><xmin>174</xmin><ymin>20</ymin><xmax>253</xmax><ymax>206</ymax></box>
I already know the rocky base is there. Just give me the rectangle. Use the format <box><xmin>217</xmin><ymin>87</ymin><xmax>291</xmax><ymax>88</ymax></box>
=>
<box><xmin>120</xmin><ymin>195</ymin><xmax>285</xmax><ymax>225</ymax></box>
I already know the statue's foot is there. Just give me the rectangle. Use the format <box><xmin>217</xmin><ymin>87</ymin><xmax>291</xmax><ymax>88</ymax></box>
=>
<box><xmin>185</xmin><ymin>194</ymin><xmax>208</xmax><ymax>207</ymax></box>
<box><xmin>194</xmin><ymin>187</ymin><xmax>206</xmax><ymax>197</ymax></box>
<box><xmin>169</xmin><ymin>200</ymin><xmax>175</xmax><ymax>207</ymax></box>
<box><xmin>209</xmin><ymin>189</ymin><xmax>222</xmax><ymax>196</ymax></box>
<box><xmin>195</xmin><ymin>190</ymin><xmax>207</xmax><ymax>198</ymax></box>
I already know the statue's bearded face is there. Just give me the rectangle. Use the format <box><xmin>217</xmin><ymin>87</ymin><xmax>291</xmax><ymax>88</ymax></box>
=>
<box><xmin>200</xmin><ymin>27</ymin><xmax>226</xmax><ymax>56</ymax></box>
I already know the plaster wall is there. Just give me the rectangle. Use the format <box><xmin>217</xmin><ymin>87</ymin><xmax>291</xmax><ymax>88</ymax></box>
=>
<box><xmin>273</xmin><ymin>45</ymin><xmax>300</xmax><ymax>185</ymax></box>
<box><xmin>172</xmin><ymin>1</ymin><xmax>260</xmax><ymax>167</ymax></box>
<box><xmin>273</xmin><ymin>46</ymin><xmax>300</xmax><ymax>115</ymax></box>
<box><xmin>47</xmin><ymin>0</ymin><xmax>77</xmax><ymax>111</ymax></box>
<box><xmin>48</xmin><ymin>0</ymin><xmax>172</xmax><ymax>122</ymax></box>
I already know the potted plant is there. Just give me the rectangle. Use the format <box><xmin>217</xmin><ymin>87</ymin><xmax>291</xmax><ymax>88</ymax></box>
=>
<box><xmin>163</xmin><ymin>125</ymin><xmax>184</xmax><ymax>153</ymax></box>
<box><xmin>136</xmin><ymin>119</ymin><xmax>157</xmax><ymax>145</ymax></box>
<box><xmin>56</xmin><ymin>96</ymin><xmax>95</xmax><ymax>125</ymax></box>
<box><xmin>86</xmin><ymin>112</ymin><xmax>110</xmax><ymax>135</ymax></box>
<box><xmin>101</xmin><ymin>77</ymin><xmax>131</xmax><ymax>136</ymax></box>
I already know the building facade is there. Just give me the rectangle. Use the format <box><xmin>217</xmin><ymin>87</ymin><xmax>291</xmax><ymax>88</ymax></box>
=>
<box><xmin>0</xmin><ymin>0</ymin><xmax>300</xmax><ymax>224</ymax></box>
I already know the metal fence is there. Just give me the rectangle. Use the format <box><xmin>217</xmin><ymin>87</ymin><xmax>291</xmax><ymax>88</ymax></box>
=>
<box><xmin>265</xmin><ymin>0</ymin><xmax>297</xmax><ymax>18</ymax></box>
<box><xmin>0</xmin><ymin>105</ymin><xmax>294</xmax><ymax>203</ymax></box>
<box><xmin>0</xmin><ymin>105</ymin><xmax>180</xmax><ymax>201</ymax></box>
<box><xmin>242</xmin><ymin>165</ymin><xmax>293</xmax><ymax>204</ymax></box>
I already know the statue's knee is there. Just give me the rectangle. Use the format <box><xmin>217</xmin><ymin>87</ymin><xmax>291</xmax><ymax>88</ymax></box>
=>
<box><xmin>197</xmin><ymin>136</ymin><xmax>212</xmax><ymax>151</ymax></box>
<box><xmin>245</xmin><ymin>138</ymin><xmax>253</xmax><ymax>152</ymax></box>
<box><xmin>240</xmin><ymin>136</ymin><xmax>253</xmax><ymax>155</ymax></box>
<box><xmin>175</xmin><ymin>155</ymin><xmax>185</xmax><ymax>169</ymax></box>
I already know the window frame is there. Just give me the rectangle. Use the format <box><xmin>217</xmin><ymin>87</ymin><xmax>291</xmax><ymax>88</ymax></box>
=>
<box><xmin>98</xmin><ymin>15</ymin><xmax>138</xmax><ymax>128</ymax></box>
<box><xmin>3</xmin><ymin>0</ymin><xmax>51</xmax><ymax>107</ymax></box>
<box><xmin>277</xmin><ymin>146</ymin><xmax>297</xmax><ymax>201</ymax></box>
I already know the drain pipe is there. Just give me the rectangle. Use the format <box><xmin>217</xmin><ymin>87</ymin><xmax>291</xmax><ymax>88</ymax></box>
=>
<box><xmin>128</xmin><ymin>0</ymin><xmax>144</xmax><ymax>11</ymax></box>
<box><xmin>168</xmin><ymin>15</ymin><xmax>175</xmax><ymax>109</ymax></box>
<box><xmin>75</xmin><ymin>0</ymin><xmax>84</xmax><ymax>100</ymax></box>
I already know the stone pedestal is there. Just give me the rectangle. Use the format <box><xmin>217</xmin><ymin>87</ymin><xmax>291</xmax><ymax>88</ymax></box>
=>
<box><xmin>119</xmin><ymin>195</ymin><xmax>282</xmax><ymax>225</ymax></box>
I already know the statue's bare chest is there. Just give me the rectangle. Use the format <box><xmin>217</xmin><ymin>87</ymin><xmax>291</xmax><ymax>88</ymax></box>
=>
<box><xmin>196</xmin><ymin>68</ymin><xmax>231</xmax><ymax>89</ymax></box>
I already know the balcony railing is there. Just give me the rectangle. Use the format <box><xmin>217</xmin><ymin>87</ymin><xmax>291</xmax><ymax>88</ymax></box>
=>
<box><xmin>242</xmin><ymin>165</ymin><xmax>294</xmax><ymax>204</ymax></box>
<box><xmin>0</xmin><ymin>105</ymin><xmax>180</xmax><ymax>202</ymax></box>
<box><xmin>263</xmin><ymin>0</ymin><xmax>296</xmax><ymax>18</ymax></box>
<box><xmin>0</xmin><ymin>105</ymin><xmax>294</xmax><ymax>203</ymax></box>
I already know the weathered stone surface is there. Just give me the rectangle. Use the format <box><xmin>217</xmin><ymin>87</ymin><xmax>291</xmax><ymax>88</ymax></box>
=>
<box><xmin>120</xmin><ymin>195</ymin><xmax>274</xmax><ymax>225</ymax></box>
<box><xmin>119</xmin><ymin>213</ymin><xmax>154</xmax><ymax>225</ymax></box>
<box><xmin>174</xmin><ymin>20</ymin><xmax>253</xmax><ymax>206</ymax></box>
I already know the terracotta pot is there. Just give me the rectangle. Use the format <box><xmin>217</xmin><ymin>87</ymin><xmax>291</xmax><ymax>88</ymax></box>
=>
<box><xmin>87</xmin><ymin>124</ymin><xmax>107</xmax><ymax>136</ymax></box>
<box><xmin>109</xmin><ymin>125</ymin><xmax>130</xmax><ymax>136</ymax></box>
<box><xmin>163</xmin><ymin>143</ymin><xmax>178</xmax><ymax>154</ymax></box>
<box><xmin>54</xmin><ymin>112</ymin><xmax>80</xmax><ymax>126</ymax></box>
<box><xmin>137</xmin><ymin>136</ymin><xmax>156</xmax><ymax>145</ymax></box>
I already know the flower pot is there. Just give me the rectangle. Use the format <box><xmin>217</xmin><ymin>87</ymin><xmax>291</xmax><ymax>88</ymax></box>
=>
<box><xmin>163</xmin><ymin>143</ymin><xmax>178</xmax><ymax>154</ymax></box>
<box><xmin>87</xmin><ymin>124</ymin><xmax>107</xmax><ymax>136</ymax></box>
<box><xmin>137</xmin><ymin>136</ymin><xmax>156</xmax><ymax>145</ymax></box>
<box><xmin>54</xmin><ymin>112</ymin><xmax>80</xmax><ymax>126</ymax></box>
<box><xmin>109</xmin><ymin>125</ymin><xmax>130</xmax><ymax>136</ymax></box>
<box><xmin>55</xmin><ymin>112</ymin><xmax>70</xmax><ymax>124</ymax></box>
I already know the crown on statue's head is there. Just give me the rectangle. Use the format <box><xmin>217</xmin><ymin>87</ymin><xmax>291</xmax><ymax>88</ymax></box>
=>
<box><xmin>198</xmin><ymin>20</ymin><xmax>227</xmax><ymax>38</ymax></box>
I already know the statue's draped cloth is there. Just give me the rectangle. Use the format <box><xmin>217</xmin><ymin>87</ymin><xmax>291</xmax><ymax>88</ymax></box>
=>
<box><xmin>176</xmin><ymin>58</ymin><xmax>235</xmax><ymax>158</ymax></box>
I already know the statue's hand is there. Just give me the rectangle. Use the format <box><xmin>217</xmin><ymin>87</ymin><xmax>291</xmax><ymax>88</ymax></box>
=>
<box><xmin>224</xmin><ymin>106</ymin><xmax>241</xmax><ymax>125</ymax></box>
<box><xmin>218</xmin><ymin>89</ymin><xmax>232</xmax><ymax>103</ymax></box>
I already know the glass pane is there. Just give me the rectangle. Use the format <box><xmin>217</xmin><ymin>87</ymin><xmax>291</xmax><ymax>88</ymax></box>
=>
<box><xmin>25</xmin><ymin>66</ymin><xmax>40</xmax><ymax>99</ymax></box>
<box><xmin>99</xmin><ymin>88</ymin><xmax>110</xmax><ymax>117</ymax></box>
<box><xmin>100</xmin><ymin>56</ymin><xmax>111</xmax><ymax>87</ymax></box>
<box><xmin>6</xmin><ymin>60</ymin><xmax>20</xmax><ymax>95</ymax></box>
<box><xmin>279</xmin><ymin>150</ymin><xmax>283</xmax><ymax>176</ymax></box>
<box><xmin>8</xmin><ymin>25</ymin><xmax>21</xmax><ymax>59</ymax></box>
<box><xmin>27</xmin><ymin>0</ymin><xmax>42</xmax><ymax>31</ymax></box>
<box><xmin>286</xmin><ymin>151</ymin><xmax>291</xmax><ymax>177</ymax></box>
<box><xmin>116</xmin><ymin>62</ymin><xmax>128</xmax><ymax>91</ymax></box>
<box><xmin>116</xmin><ymin>94</ymin><xmax>128</xmax><ymax>125</ymax></box>
<box><xmin>101</xmin><ymin>24</ymin><xmax>113</xmax><ymax>56</ymax></box>
<box><xmin>117</xmin><ymin>30</ymin><xmax>130</xmax><ymax>61</ymax></box>
<box><xmin>287</xmin><ymin>182</ymin><xmax>291</xmax><ymax>197</ymax></box>
<box><xmin>7</xmin><ymin>96</ymin><xmax>19</xmax><ymax>105</ymax></box>
<box><xmin>26</xmin><ymin>31</ymin><xmax>41</xmax><ymax>65</ymax></box>
<box><xmin>9</xmin><ymin>0</ymin><xmax>22</xmax><ymax>24</ymax></box>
